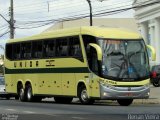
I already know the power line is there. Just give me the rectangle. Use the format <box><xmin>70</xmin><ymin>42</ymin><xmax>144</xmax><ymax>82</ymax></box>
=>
<box><xmin>0</xmin><ymin>27</ymin><xmax>8</xmax><ymax>32</ymax></box>
<box><xmin>13</xmin><ymin>0</ymin><xmax>143</xmax><ymax>24</ymax></box>
<box><xmin>15</xmin><ymin>0</ymin><xmax>160</xmax><ymax>29</ymax></box>
<box><xmin>14</xmin><ymin>0</ymin><xmax>130</xmax><ymax>17</ymax></box>
<box><xmin>15</xmin><ymin>1</ymin><xmax>132</xmax><ymax>24</ymax></box>
<box><xmin>0</xmin><ymin>31</ymin><xmax>10</xmax><ymax>38</ymax></box>
<box><xmin>0</xmin><ymin>14</ymin><xmax>10</xmax><ymax>25</ymax></box>
<box><xmin>0</xmin><ymin>24</ymin><xmax>8</xmax><ymax>29</ymax></box>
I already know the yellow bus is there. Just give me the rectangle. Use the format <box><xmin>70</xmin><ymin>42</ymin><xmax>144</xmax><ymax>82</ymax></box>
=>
<box><xmin>4</xmin><ymin>26</ymin><xmax>155</xmax><ymax>106</ymax></box>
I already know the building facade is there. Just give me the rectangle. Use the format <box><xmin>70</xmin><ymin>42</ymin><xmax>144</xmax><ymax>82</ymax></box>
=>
<box><xmin>45</xmin><ymin>18</ymin><xmax>138</xmax><ymax>32</ymax></box>
<box><xmin>133</xmin><ymin>0</ymin><xmax>160</xmax><ymax>65</ymax></box>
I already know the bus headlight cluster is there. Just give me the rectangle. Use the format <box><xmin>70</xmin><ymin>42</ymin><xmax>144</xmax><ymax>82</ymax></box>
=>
<box><xmin>144</xmin><ymin>83</ymin><xmax>150</xmax><ymax>88</ymax></box>
<box><xmin>99</xmin><ymin>80</ymin><xmax>115</xmax><ymax>89</ymax></box>
<box><xmin>103</xmin><ymin>92</ymin><xmax>107</xmax><ymax>96</ymax></box>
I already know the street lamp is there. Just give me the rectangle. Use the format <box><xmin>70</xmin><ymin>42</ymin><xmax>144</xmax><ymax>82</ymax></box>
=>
<box><xmin>86</xmin><ymin>0</ymin><xmax>105</xmax><ymax>26</ymax></box>
<box><xmin>86</xmin><ymin>0</ymin><xmax>92</xmax><ymax>26</ymax></box>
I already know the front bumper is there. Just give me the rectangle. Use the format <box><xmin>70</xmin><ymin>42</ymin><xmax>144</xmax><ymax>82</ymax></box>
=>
<box><xmin>100</xmin><ymin>84</ymin><xmax>150</xmax><ymax>99</ymax></box>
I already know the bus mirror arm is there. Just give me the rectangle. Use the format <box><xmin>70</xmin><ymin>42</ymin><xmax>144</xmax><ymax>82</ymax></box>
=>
<box><xmin>147</xmin><ymin>45</ymin><xmax>156</xmax><ymax>61</ymax></box>
<box><xmin>89</xmin><ymin>43</ymin><xmax>102</xmax><ymax>61</ymax></box>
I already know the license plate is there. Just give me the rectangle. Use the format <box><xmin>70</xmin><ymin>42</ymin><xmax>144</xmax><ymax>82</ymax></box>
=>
<box><xmin>125</xmin><ymin>93</ymin><xmax>133</xmax><ymax>96</ymax></box>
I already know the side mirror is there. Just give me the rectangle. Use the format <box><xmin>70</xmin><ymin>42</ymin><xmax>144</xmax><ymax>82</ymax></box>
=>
<box><xmin>89</xmin><ymin>43</ymin><xmax>102</xmax><ymax>61</ymax></box>
<box><xmin>147</xmin><ymin>45</ymin><xmax>156</xmax><ymax>61</ymax></box>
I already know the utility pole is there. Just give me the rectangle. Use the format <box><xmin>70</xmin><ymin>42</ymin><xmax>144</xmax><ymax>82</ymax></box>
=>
<box><xmin>9</xmin><ymin>0</ymin><xmax>14</xmax><ymax>39</ymax></box>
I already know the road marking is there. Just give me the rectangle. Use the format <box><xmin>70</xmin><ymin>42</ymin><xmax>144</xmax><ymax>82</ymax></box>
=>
<box><xmin>72</xmin><ymin>117</ymin><xmax>86</xmax><ymax>120</ymax></box>
<box><xmin>5</xmin><ymin>109</ymin><xmax>17</xmax><ymax>112</ymax></box>
<box><xmin>42</xmin><ymin>114</ymin><xmax>58</xmax><ymax>117</ymax></box>
<box><xmin>23</xmin><ymin>111</ymin><xmax>36</xmax><ymax>114</ymax></box>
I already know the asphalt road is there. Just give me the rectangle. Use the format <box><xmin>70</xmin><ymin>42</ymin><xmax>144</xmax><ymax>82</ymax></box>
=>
<box><xmin>0</xmin><ymin>85</ymin><xmax>159</xmax><ymax>120</ymax></box>
<box><xmin>0</xmin><ymin>98</ymin><xmax>160</xmax><ymax>120</ymax></box>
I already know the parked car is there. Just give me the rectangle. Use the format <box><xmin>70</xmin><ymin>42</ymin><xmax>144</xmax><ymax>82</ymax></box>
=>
<box><xmin>0</xmin><ymin>76</ymin><xmax>10</xmax><ymax>99</ymax></box>
<box><xmin>150</xmin><ymin>65</ymin><xmax>160</xmax><ymax>87</ymax></box>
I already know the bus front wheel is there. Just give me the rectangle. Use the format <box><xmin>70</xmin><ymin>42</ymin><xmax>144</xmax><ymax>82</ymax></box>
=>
<box><xmin>78</xmin><ymin>85</ymin><xmax>94</xmax><ymax>105</ymax></box>
<box><xmin>117</xmin><ymin>99</ymin><xmax>133</xmax><ymax>106</ymax></box>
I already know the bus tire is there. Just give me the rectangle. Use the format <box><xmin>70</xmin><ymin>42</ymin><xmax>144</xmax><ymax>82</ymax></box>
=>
<box><xmin>54</xmin><ymin>97</ymin><xmax>73</xmax><ymax>104</ymax></box>
<box><xmin>78</xmin><ymin>85</ymin><xmax>94</xmax><ymax>105</ymax></box>
<box><xmin>26</xmin><ymin>85</ymin><xmax>34</xmax><ymax>102</ymax></box>
<box><xmin>19</xmin><ymin>88</ymin><xmax>26</xmax><ymax>102</ymax></box>
<box><xmin>117</xmin><ymin>99</ymin><xmax>133</xmax><ymax>106</ymax></box>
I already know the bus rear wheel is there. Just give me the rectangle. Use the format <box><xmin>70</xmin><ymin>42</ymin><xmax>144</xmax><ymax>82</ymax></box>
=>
<box><xmin>26</xmin><ymin>85</ymin><xmax>33</xmax><ymax>102</ymax></box>
<box><xmin>26</xmin><ymin>85</ymin><xmax>42</xmax><ymax>102</ymax></box>
<box><xmin>78</xmin><ymin>85</ymin><xmax>94</xmax><ymax>105</ymax></box>
<box><xmin>117</xmin><ymin>99</ymin><xmax>133</xmax><ymax>106</ymax></box>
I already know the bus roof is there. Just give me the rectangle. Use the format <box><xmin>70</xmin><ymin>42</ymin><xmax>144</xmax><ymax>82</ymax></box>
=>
<box><xmin>7</xmin><ymin>26</ymin><xmax>142</xmax><ymax>43</ymax></box>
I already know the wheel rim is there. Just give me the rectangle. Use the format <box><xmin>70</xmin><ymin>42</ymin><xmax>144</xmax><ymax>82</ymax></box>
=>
<box><xmin>81</xmin><ymin>89</ymin><xmax>88</xmax><ymax>102</ymax></box>
<box><xmin>27</xmin><ymin>87</ymin><xmax>32</xmax><ymax>100</ymax></box>
<box><xmin>20</xmin><ymin>89</ymin><xmax>24</xmax><ymax>100</ymax></box>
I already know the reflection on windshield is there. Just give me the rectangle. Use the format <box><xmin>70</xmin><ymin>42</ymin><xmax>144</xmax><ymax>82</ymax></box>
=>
<box><xmin>99</xmin><ymin>39</ymin><xmax>149</xmax><ymax>81</ymax></box>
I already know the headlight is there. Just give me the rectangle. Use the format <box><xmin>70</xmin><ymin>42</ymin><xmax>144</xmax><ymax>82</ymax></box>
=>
<box><xmin>99</xmin><ymin>80</ymin><xmax>115</xmax><ymax>89</ymax></box>
<box><xmin>144</xmin><ymin>83</ymin><xmax>150</xmax><ymax>88</ymax></box>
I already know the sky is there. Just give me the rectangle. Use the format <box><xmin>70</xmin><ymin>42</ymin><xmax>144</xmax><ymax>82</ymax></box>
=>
<box><xmin>0</xmin><ymin>0</ymin><xmax>135</xmax><ymax>54</ymax></box>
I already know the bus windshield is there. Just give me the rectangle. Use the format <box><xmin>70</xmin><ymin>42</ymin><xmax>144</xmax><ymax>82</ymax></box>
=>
<box><xmin>98</xmin><ymin>39</ymin><xmax>149</xmax><ymax>81</ymax></box>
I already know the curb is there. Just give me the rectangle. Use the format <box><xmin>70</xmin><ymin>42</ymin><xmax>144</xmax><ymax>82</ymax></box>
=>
<box><xmin>90</xmin><ymin>99</ymin><xmax>160</xmax><ymax>105</ymax></box>
<box><xmin>133</xmin><ymin>98</ymin><xmax>160</xmax><ymax>104</ymax></box>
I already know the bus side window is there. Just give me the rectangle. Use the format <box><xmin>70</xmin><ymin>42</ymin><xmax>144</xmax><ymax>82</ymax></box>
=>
<box><xmin>68</xmin><ymin>37</ymin><xmax>82</xmax><ymax>58</ymax></box>
<box><xmin>13</xmin><ymin>43</ymin><xmax>21</xmax><ymax>60</ymax></box>
<box><xmin>21</xmin><ymin>42</ymin><xmax>31</xmax><ymax>59</ymax></box>
<box><xmin>56</xmin><ymin>39</ymin><xmax>68</xmax><ymax>57</ymax></box>
<box><xmin>32</xmin><ymin>41</ymin><xmax>43</xmax><ymax>58</ymax></box>
<box><xmin>61</xmin><ymin>39</ymin><xmax>68</xmax><ymax>56</ymax></box>
<box><xmin>44</xmin><ymin>40</ymin><xmax>55</xmax><ymax>58</ymax></box>
<box><xmin>6</xmin><ymin>44</ymin><xmax>13</xmax><ymax>60</ymax></box>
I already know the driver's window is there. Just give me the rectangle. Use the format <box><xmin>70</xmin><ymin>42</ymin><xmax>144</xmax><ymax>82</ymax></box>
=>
<box><xmin>82</xmin><ymin>35</ymin><xmax>99</xmax><ymax>75</ymax></box>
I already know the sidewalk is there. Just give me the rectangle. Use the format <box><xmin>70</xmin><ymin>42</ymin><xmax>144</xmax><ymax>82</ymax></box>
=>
<box><xmin>133</xmin><ymin>85</ymin><xmax>160</xmax><ymax>104</ymax></box>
